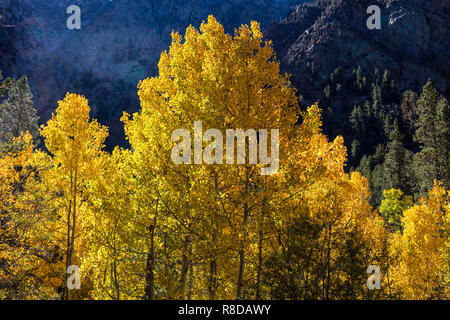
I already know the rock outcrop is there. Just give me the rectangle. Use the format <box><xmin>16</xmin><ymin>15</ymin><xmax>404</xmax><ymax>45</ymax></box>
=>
<box><xmin>268</xmin><ymin>0</ymin><xmax>450</xmax><ymax>103</ymax></box>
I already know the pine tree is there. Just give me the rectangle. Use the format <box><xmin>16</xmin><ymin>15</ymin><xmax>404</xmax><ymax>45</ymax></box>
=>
<box><xmin>384</xmin><ymin>121</ymin><xmax>413</xmax><ymax>195</ymax></box>
<box><xmin>0</xmin><ymin>71</ymin><xmax>14</xmax><ymax>97</ymax></box>
<box><xmin>381</xmin><ymin>69</ymin><xmax>394</xmax><ymax>102</ymax></box>
<box><xmin>350</xmin><ymin>105</ymin><xmax>365</xmax><ymax>140</ymax></box>
<box><xmin>0</xmin><ymin>76</ymin><xmax>39</xmax><ymax>141</ymax></box>
<box><xmin>436</xmin><ymin>98</ymin><xmax>450</xmax><ymax>189</ymax></box>
<box><xmin>354</xmin><ymin>65</ymin><xmax>364</xmax><ymax>91</ymax></box>
<box><xmin>401</xmin><ymin>91</ymin><xmax>417</xmax><ymax>136</ymax></box>
<box><xmin>413</xmin><ymin>79</ymin><xmax>448</xmax><ymax>195</ymax></box>
<box><xmin>371</xmin><ymin>83</ymin><xmax>383</xmax><ymax>117</ymax></box>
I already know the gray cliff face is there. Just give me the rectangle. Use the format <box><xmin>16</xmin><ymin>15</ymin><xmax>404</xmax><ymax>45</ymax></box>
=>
<box><xmin>268</xmin><ymin>0</ymin><xmax>450</xmax><ymax>103</ymax></box>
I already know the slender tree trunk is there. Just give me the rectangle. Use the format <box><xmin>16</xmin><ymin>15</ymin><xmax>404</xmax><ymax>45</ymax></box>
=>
<box><xmin>144</xmin><ymin>225</ymin><xmax>155</xmax><ymax>299</ymax></box>
<box><xmin>163</xmin><ymin>232</ymin><xmax>173</xmax><ymax>298</ymax></box>
<box><xmin>256</xmin><ymin>228</ymin><xmax>263</xmax><ymax>299</ymax></box>
<box><xmin>64</xmin><ymin>201</ymin><xmax>72</xmax><ymax>300</ymax></box>
<box><xmin>325</xmin><ymin>224</ymin><xmax>332</xmax><ymax>300</ymax></box>
<box><xmin>113</xmin><ymin>246</ymin><xmax>120</xmax><ymax>300</ymax></box>
<box><xmin>256</xmin><ymin>191</ymin><xmax>267</xmax><ymax>299</ymax></box>
<box><xmin>179</xmin><ymin>236</ymin><xmax>191</xmax><ymax>299</ymax></box>
<box><xmin>145</xmin><ymin>200</ymin><xmax>158</xmax><ymax>300</ymax></box>
<box><xmin>237</xmin><ymin>248</ymin><xmax>246</xmax><ymax>299</ymax></box>
<box><xmin>65</xmin><ymin>168</ymin><xmax>77</xmax><ymax>300</ymax></box>
<box><xmin>237</xmin><ymin>167</ymin><xmax>250</xmax><ymax>299</ymax></box>
<box><xmin>187</xmin><ymin>260</ymin><xmax>194</xmax><ymax>300</ymax></box>
<box><xmin>208</xmin><ymin>259</ymin><xmax>217</xmax><ymax>299</ymax></box>
<box><xmin>209</xmin><ymin>171</ymin><xmax>219</xmax><ymax>299</ymax></box>
<box><xmin>64</xmin><ymin>200</ymin><xmax>76</xmax><ymax>300</ymax></box>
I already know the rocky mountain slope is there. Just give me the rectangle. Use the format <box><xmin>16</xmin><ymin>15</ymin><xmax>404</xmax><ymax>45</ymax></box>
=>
<box><xmin>266</xmin><ymin>0</ymin><xmax>450</xmax><ymax>146</ymax></box>
<box><xmin>0</xmin><ymin>0</ymin><xmax>303</xmax><ymax>146</ymax></box>
<box><xmin>269</xmin><ymin>0</ymin><xmax>450</xmax><ymax>102</ymax></box>
<box><xmin>1</xmin><ymin>0</ymin><xmax>449</xmax><ymax>148</ymax></box>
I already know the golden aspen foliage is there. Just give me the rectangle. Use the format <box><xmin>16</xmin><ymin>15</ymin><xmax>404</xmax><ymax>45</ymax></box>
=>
<box><xmin>2</xmin><ymin>16</ymin><xmax>447</xmax><ymax>301</ymax></box>
<box><xmin>123</xmin><ymin>15</ymin><xmax>300</xmax><ymax>300</ymax></box>
<box><xmin>0</xmin><ymin>133</ymin><xmax>37</xmax><ymax>298</ymax></box>
<box><xmin>81</xmin><ymin>148</ymin><xmax>141</xmax><ymax>299</ymax></box>
<box><xmin>121</xmin><ymin>16</ymin><xmax>389</xmax><ymax>300</ymax></box>
<box><xmin>40</xmin><ymin>93</ymin><xmax>108</xmax><ymax>299</ymax></box>
<box><xmin>390</xmin><ymin>181</ymin><xmax>449</xmax><ymax>299</ymax></box>
<box><xmin>0</xmin><ymin>133</ymin><xmax>58</xmax><ymax>299</ymax></box>
<box><xmin>379</xmin><ymin>189</ymin><xmax>413</xmax><ymax>233</ymax></box>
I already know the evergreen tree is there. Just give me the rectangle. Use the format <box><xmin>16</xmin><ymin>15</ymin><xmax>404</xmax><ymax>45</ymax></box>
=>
<box><xmin>371</xmin><ymin>163</ymin><xmax>385</xmax><ymax>207</ymax></box>
<box><xmin>367</xmin><ymin>144</ymin><xmax>387</xmax><ymax>207</ymax></box>
<box><xmin>401</xmin><ymin>90</ymin><xmax>418</xmax><ymax>150</ymax></box>
<box><xmin>436</xmin><ymin>98</ymin><xmax>450</xmax><ymax>189</ymax></box>
<box><xmin>354</xmin><ymin>65</ymin><xmax>365</xmax><ymax>91</ymax></box>
<box><xmin>401</xmin><ymin>91</ymin><xmax>416</xmax><ymax>132</ymax></box>
<box><xmin>381</xmin><ymin>69</ymin><xmax>396</xmax><ymax>102</ymax></box>
<box><xmin>0</xmin><ymin>76</ymin><xmax>39</xmax><ymax>141</ymax></box>
<box><xmin>0</xmin><ymin>71</ymin><xmax>13</xmax><ymax>97</ymax></box>
<box><xmin>350</xmin><ymin>105</ymin><xmax>365</xmax><ymax>140</ymax></box>
<box><xmin>413</xmin><ymin>79</ymin><xmax>448</xmax><ymax>195</ymax></box>
<box><xmin>371</xmin><ymin>83</ymin><xmax>382</xmax><ymax>111</ymax></box>
<box><xmin>351</xmin><ymin>139</ymin><xmax>360</xmax><ymax>160</ymax></box>
<box><xmin>384</xmin><ymin>121</ymin><xmax>413</xmax><ymax>195</ymax></box>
